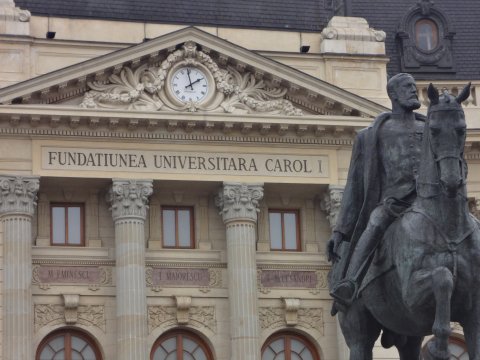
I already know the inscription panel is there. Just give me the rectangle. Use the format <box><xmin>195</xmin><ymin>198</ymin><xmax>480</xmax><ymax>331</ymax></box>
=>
<box><xmin>260</xmin><ymin>270</ymin><xmax>317</xmax><ymax>288</ymax></box>
<box><xmin>36</xmin><ymin>266</ymin><xmax>101</xmax><ymax>283</ymax></box>
<box><xmin>149</xmin><ymin>268</ymin><xmax>210</xmax><ymax>287</ymax></box>
<box><xmin>32</xmin><ymin>265</ymin><xmax>112</xmax><ymax>288</ymax></box>
<box><xmin>34</xmin><ymin>142</ymin><xmax>332</xmax><ymax>184</ymax></box>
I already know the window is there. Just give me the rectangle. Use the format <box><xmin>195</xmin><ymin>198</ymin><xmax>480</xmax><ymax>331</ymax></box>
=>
<box><xmin>262</xmin><ymin>332</ymin><xmax>320</xmax><ymax>360</ymax></box>
<box><xmin>51</xmin><ymin>203</ymin><xmax>84</xmax><ymax>246</ymax></box>
<box><xmin>396</xmin><ymin>0</ymin><xmax>455</xmax><ymax>73</ymax></box>
<box><xmin>415</xmin><ymin>19</ymin><xmax>438</xmax><ymax>51</ymax></box>
<box><xmin>162</xmin><ymin>206</ymin><xmax>194</xmax><ymax>248</ymax></box>
<box><xmin>151</xmin><ymin>330</ymin><xmax>213</xmax><ymax>360</ymax></box>
<box><xmin>422</xmin><ymin>337</ymin><xmax>468</xmax><ymax>360</ymax></box>
<box><xmin>269</xmin><ymin>210</ymin><xmax>300</xmax><ymax>251</ymax></box>
<box><xmin>36</xmin><ymin>328</ymin><xmax>102</xmax><ymax>360</ymax></box>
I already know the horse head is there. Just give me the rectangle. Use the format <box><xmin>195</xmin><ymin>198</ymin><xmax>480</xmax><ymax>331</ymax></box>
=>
<box><xmin>421</xmin><ymin>83</ymin><xmax>471</xmax><ymax>198</ymax></box>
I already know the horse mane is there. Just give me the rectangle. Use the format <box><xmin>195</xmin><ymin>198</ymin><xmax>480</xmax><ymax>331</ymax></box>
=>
<box><xmin>416</xmin><ymin>114</ymin><xmax>439</xmax><ymax>198</ymax></box>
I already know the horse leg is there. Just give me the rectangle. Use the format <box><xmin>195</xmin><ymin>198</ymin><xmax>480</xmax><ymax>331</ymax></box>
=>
<box><xmin>426</xmin><ymin>266</ymin><xmax>454</xmax><ymax>360</ymax></box>
<box><xmin>339</xmin><ymin>302</ymin><xmax>381</xmax><ymax>360</ymax></box>
<box><xmin>396</xmin><ymin>336</ymin><xmax>423</xmax><ymax>360</ymax></box>
<box><xmin>461</xmin><ymin>302</ymin><xmax>480</xmax><ymax>360</ymax></box>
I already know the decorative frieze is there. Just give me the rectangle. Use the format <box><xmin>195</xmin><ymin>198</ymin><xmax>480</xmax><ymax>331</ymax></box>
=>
<box><xmin>0</xmin><ymin>175</ymin><xmax>39</xmax><ymax>215</ymax></box>
<box><xmin>215</xmin><ymin>182</ymin><xmax>264</xmax><ymax>223</ymax></box>
<box><xmin>147</xmin><ymin>305</ymin><xmax>216</xmax><ymax>333</ymax></box>
<box><xmin>259</xmin><ymin>306</ymin><xmax>324</xmax><ymax>334</ymax></box>
<box><xmin>107</xmin><ymin>179</ymin><xmax>153</xmax><ymax>221</ymax></box>
<box><xmin>34</xmin><ymin>304</ymin><xmax>106</xmax><ymax>332</ymax></box>
<box><xmin>148</xmin><ymin>306</ymin><xmax>176</xmax><ymax>331</ymax></box>
<box><xmin>0</xmin><ymin>123</ymin><xmax>362</xmax><ymax>146</ymax></box>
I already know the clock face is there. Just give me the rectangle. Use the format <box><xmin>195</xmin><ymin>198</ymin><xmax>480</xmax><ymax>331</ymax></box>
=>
<box><xmin>170</xmin><ymin>67</ymin><xmax>209</xmax><ymax>103</ymax></box>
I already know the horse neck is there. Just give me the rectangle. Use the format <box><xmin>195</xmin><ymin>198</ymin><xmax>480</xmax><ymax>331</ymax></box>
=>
<box><xmin>416</xmin><ymin>187</ymin><xmax>470</xmax><ymax>238</ymax></box>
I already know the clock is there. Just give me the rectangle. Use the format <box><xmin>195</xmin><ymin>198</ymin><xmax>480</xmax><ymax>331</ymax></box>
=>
<box><xmin>170</xmin><ymin>66</ymin><xmax>209</xmax><ymax>103</ymax></box>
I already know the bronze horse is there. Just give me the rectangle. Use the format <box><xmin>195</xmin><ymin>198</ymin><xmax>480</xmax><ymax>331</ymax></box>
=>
<box><xmin>329</xmin><ymin>83</ymin><xmax>480</xmax><ymax>360</ymax></box>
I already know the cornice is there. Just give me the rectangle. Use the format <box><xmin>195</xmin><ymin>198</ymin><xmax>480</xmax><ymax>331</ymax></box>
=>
<box><xmin>0</xmin><ymin>105</ymin><xmax>369</xmax><ymax>143</ymax></box>
<box><xmin>32</xmin><ymin>259</ymin><xmax>115</xmax><ymax>266</ymax></box>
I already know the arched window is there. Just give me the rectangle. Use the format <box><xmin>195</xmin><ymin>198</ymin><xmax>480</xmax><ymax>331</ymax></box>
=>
<box><xmin>415</xmin><ymin>19</ymin><xmax>439</xmax><ymax>51</ymax></box>
<box><xmin>262</xmin><ymin>332</ymin><xmax>320</xmax><ymax>360</ymax></box>
<box><xmin>36</xmin><ymin>328</ymin><xmax>102</xmax><ymax>360</ymax></box>
<box><xmin>422</xmin><ymin>337</ymin><xmax>468</xmax><ymax>360</ymax></box>
<box><xmin>151</xmin><ymin>330</ymin><xmax>213</xmax><ymax>360</ymax></box>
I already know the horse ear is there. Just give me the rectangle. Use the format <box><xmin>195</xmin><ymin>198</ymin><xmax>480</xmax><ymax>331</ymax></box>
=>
<box><xmin>456</xmin><ymin>82</ymin><xmax>471</xmax><ymax>104</ymax></box>
<box><xmin>427</xmin><ymin>83</ymin><xmax>439</xmax><ymax>105</ymax></box>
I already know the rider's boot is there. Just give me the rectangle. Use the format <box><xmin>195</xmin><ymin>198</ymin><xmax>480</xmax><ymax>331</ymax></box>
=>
<box><xmin>330</xmin><ymin>223</ymin><xmax>384</xmax><ymax>307</ymax></box>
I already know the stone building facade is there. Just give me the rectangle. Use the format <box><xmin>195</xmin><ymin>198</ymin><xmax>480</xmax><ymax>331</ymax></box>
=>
<box><xmin>0</xmin><ymin>1</ymin><xmax>479</xmax><ymax>359</ymax></box>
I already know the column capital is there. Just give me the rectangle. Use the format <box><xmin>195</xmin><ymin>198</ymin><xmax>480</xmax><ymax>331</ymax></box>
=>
<box><xmin>216</xmin><ymin>182</ymin><xmax>264</xmax><ymax>224</ymax></box>
<box><xmin>321</xmin><ymin>185</ymin><xmax>345</xmax><ymax>230</ymax></box>
<box><xmin>107</xmin><ymin>179</ymin><xmax>153</xmax><ymax>221</ymax></box>
<box><xmin>0</xmin><ymin>175</ymin><xmax>39</xmax><ymax>216</ymax></box>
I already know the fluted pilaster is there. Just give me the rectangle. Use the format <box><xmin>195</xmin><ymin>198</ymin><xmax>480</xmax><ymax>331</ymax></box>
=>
<box><xmin>107</xmin><ymin>179</ymin><xmax>152</xmax><ymax>360</ymax></box>
<box><xmin>216</xmin><ymin>182</ymin><xmax>263</xmax><ymax>360</ymax></box>
<box><xmin>0</xmin><ymin>175</ymin><xmax>39</xmax><ymax>360</ymax></box>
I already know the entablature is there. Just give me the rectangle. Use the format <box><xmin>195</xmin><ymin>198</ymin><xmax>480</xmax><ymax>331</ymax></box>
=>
<box><xmin>0</xmin><ymin>104</ymin><xmax>369</xmax><ymax>143</ymax></box>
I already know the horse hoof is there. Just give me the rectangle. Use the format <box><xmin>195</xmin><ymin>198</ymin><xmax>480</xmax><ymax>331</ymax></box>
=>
<box><xmin>426</xmin><ymin>341</ymin><xmax>450</xmax><ymax>360</ymax></box>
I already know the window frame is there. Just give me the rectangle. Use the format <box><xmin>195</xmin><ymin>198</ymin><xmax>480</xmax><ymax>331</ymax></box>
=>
<box><xmin>268</xmin><ymin>209</ymin><xmax>301</xmax><ymax>251</ymax></box>
<box><xmin>262</xmin><ymin>331</ymin><xmax>320</xmax><ymax>360</ymax></box>
<box><xmin>150</xmin><ymin>329</ymin><xmax>214</xmax><ymax>360</ymax></box>
<box><xmin>50</xmin><ymin>203</ymin><xmax>85</xmax><ymax>246</ymax></box>
<box><xmin>36</xmin><ymin>328</ymin><xmax>102</xmax><ymax>360</ymax></box>
<box><xmin>415</xmin><ymin>18</ymin><xmax>439</xmax><ymax>52</ymax></box>
<box><xmin>161</xmin><ymin>206</ymin><xmax>195</xmax><ymax>249</ymax></box>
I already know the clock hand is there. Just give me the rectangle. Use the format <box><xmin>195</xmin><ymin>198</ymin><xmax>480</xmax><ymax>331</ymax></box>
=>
<box><xmin>189</xmin><ymin>77</ymin><xmax>204</xmax><ymax>87</ymax></box>
<box><xmin>186</xmin><ymin>68</ymin><xmax>194</xmax><ymax>90</ymax></box>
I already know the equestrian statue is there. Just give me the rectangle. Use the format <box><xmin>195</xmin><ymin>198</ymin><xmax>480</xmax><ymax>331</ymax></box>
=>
<box><xmin>327</xmin><ymin>73</ymin><xmax>480</xmax><ymax>360</ymax></box>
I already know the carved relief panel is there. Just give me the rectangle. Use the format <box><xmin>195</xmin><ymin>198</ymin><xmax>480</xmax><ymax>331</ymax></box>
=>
<box><xmin>80</xmin><ymin>41</ymin><xmax>303</xmax><ymax>116</ymax></box>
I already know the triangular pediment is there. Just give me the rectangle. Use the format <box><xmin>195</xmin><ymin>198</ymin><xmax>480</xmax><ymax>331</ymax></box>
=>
<box><xmin>0</xmin><ymin>27</ymin><xmax>387</xmax><ymax>119</ymax></box>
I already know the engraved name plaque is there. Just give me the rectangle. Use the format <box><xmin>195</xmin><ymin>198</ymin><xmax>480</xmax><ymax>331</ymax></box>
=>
<box><xmin>35</xmin><ymin>266</ymin><xmax>102</xmax><ymax>284</ymax></box>
<box><xmin>150</xmin><ymin>268</ymin><xmax>210</xmax><ymax>287</ymax></box>
<box><xmin>260</xmin><ymin>270</ymin><xmax>317</xmax><ymax>288</ymax></box>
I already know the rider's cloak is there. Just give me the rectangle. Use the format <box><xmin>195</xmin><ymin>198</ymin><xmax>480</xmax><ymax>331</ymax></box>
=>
<box><xmin>331</xmin><ymin>111</ymin><xmax>426</xmax><ymax>280</ymax></box>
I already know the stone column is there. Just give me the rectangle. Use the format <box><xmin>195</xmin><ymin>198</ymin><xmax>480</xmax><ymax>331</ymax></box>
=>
<box><xmin>322</xmin><ymin>185</ymin><xmax>349</xmax><ymax>360</ymax></box>
<box><xmin>107</xmin><ymin>179</ymin><xmax>153</xmax><ymax>360</ymax></box>
<box><xmin>0</xmin><ymin>175</ymin><xmax>39</xmax><ymax>360</ymax></box>
<box><xmin>216</xmin><ymin>182</ymin><xmax>264</xmax><ymax>360</ymax></box>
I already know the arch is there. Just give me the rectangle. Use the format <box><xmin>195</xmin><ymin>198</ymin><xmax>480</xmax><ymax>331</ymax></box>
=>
<box><xmin>36</xmin><ymin>327</ymin><xmax>102</xmax><ymax>360</ymax></box>
<box><xmin>150</xmin><ymin>328</ymin><xmax>214</xmax><ymax>360</ymax></box>
<box><xmin>262</xmin><ymin>331</ymin><xmax>321</xmax><ymax>360</ymax></box>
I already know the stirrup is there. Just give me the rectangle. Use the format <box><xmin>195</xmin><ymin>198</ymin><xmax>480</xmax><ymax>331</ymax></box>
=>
<box><xmin>330</xmin><ymin>279</ymin><xmax>358</xmax><ymax>307</ymax></box>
